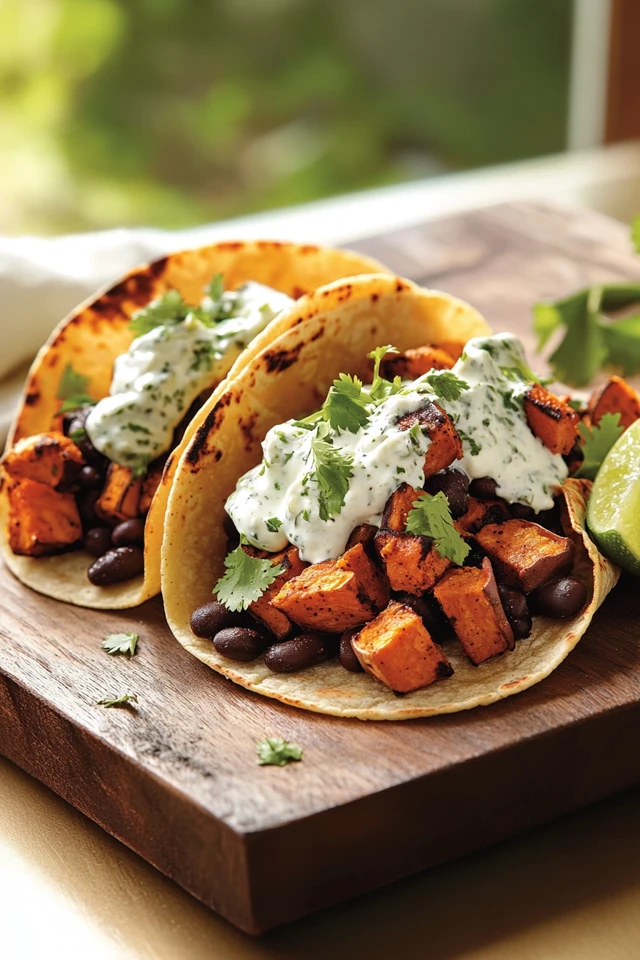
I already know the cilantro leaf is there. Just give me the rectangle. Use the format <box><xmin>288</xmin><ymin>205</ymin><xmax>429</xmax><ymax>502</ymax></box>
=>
<box><xmin>204</xmin><ymin>272</ymin><xmax>224</xmax><ymax>302</ymax></box>
<box><xmin>97</xmin><ymin>693</ymin><xmax>138</xmax><ymax>708</ymax></box>
<box><xmin>533</xmin><ymin>282</ymin><xmax>640</xmax><ymax>386</ymax></box>
<box><xmin>368</xmin><ymin>344</ymin><xmax>398</xmax><ymax>402</ymax></box>
<box><xmin>265</xmin><ymin>517</ymin><xmax>282</xmax><ymax>532</ymax></box>
<box><xmin>405</xmin><ymin>492</ymin><xmax>470</xmax><ymax>565</ymax></box>
<box><xmin>422</xmin><ymin>370</ymin><xmax>469</xmax><ymax>401</ymax></box>
<box><xmin>214</xmin><ymin>543</ymin><xmax>284</xmax><ymax>611</ymax></box>
<box><xmin>322</xmin><ymin>373</ymin><xmax>370</xmax><ymax>433</ymax></box>
<box><xmin>309</xmin><ymin>433</ymin><xmax>354</xmax><ymax>521</ymax></box>
<box><xmin>69</xmin><ymin>426</ymin><xmax>87</xmax><ymax>442</ymax></box>
<box><xmin>129</xmin><ymin>290</ymin><xmax>189</xmax><ymax>337</ymax></box>
<box><xmin>575</xmin><ymin>413</ymin><xmax>624</xmax><ymax>480</ymax></box>
<box><xmin>457</xmin><ymin>429</ymin><xmax>482</xmax><ymax>456</ymax></box>
<box><xmin>56</xmin><ymin>363</ymin><xmax>96</xmax><ymax>413</ymax></box>
<box><xmin>101</xmin><ymin>632</ymin><xmax>138</xmax><ymax>656</ymax></box>
<box><xmin>599</xmin><ymin>314</ymin><xmax>640</xmax><ymax>377</ymax></box>
<box><xmin>256</xmin><ymin>736</ymin><xmax>303</xmax><ymax>766</ymax></box>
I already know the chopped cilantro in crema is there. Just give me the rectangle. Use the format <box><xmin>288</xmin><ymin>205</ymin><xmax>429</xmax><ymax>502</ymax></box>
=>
<box><xmin>226</xmin><ymin>333</ymin><xmax>567</xmax><ymax>564</ymax></box>
<box><xmin>84</xmin><ymin>281</ymin><xmax>293</xmax><ymax>473</ymax></box>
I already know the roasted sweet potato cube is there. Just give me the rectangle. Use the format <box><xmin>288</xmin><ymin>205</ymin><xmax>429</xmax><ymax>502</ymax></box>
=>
<box><xmin>381</xmin><ymin>345</ymin><xmax>455</xmax><ymax>380</ymax></box>
<box><xmin>345</xmin><ymin>523</ymin><xmax>378</xmax><ymax>551</ymax></box>
<box><xmin>249</xmin><ymin>545</ymin><xmax>307</xmax><ymax>640</ymax></box>
<box><xmin>3</xmin><ymin>432</ymin><xmax>84</xmax><ymax>489</ymax></box>
<box><xmin>397</xmin><ymin>401</ymin><xmax>463</xmax><ymax>477</ymax></box>
<box><xmin>524</xmin><ymin>385</ymin><xmax>579</xmax><ymax>456</ymax></box>
<box><xmin>381</xmin><ymin>483</ymin><xmax>423</xmax><ymax>532</ymax></box>
<box><xmin>8</xmin><ymin>478</ymin><xmax>82</xmax><ymax>556</ymax></box>
<box><xmin>96</xmin><ymin>464</ymin><xmax>142</xmax><ymax>523</ymax></box>
<box><xmin>587</xmin><ymin>375</ymin><xmax>640</xmax><ymax>430</ymax></box>
<box><xmin>273</xmin><ymin>543</ymin><xmax>389</xmax><ymax>632</ymax></box>
<box><xmin>474</xmin><ymin>519</ymin><xmax>574</xmax><ymax>593</ymax></box>
<box><xmin>455</xmin><ymin>497</ymin><xmax>511</xmax><ymax>535</ymax></box>
<box><xmin>352</xmin><ymin>601</ymin><xmax>453</xmax><ymax>693</ymax></box>
<box><xmin>434</xmin><ymin>558</ymin><xmax>515</xmax><ymax>665</ymax></box>
<box><xmin>139</xmin><ymin>460</ymin><xmax>164</xmax><ymax>514</ymax></box>
<box><xmin>375</xmin><ymin>530</ymin><xmax>451</xmax><ymax>594</ymax></box>
<box><xmin>438</xmin><ymin>340</ymin><xmax>466</xmax><ymax>362</ymax></box>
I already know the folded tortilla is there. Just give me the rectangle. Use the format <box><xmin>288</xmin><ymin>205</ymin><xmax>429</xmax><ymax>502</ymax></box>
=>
<box><xmin>161</xmin><ymin>274</ymin><xmax>620</xmax><ymax>719</ymax></box>
<box><xmin>0</xmin><ymin>240</ymin><xmax>386</xmax><ymax>609</ymax></box>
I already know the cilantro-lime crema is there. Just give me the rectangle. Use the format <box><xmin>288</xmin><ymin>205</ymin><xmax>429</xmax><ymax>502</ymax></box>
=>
<box><xmin>226</xmin><ymin>333</ymin><xmax>568</xmax><ymax>563</ymax></box>
<box><xmin>86</xmin><ymin>282</ymin><xmax>293</xmax><ymax>473</ymax></box>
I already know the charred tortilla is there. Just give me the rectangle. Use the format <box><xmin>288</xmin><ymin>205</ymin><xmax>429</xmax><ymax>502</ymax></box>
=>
<box><xmin>0</xmin><ymin>240</ymin><xmax>386</xmax><ymax>609</ymax></box>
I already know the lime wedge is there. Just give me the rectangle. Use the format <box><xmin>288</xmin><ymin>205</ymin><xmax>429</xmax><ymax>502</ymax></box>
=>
<box><xmin>587</xmin><ymin>418</ymin><xmax>640</xmax><ymax>574</ymax></box>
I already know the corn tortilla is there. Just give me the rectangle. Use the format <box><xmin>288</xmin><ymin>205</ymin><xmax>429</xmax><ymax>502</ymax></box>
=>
<box><xmin>0</xmin><ymin>240</ymin><xmax>387</xmax><ymax>609</ymax></box>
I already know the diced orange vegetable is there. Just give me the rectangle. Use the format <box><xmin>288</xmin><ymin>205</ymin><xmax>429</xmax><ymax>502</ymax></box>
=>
<box><xmin>397</xmin><ymin>401</ymin><xmax>463</xmax><ymax>477</ymax></box>
<box><xmin>345</xmin><ymin>523</ymin><xmax>378</xmax><ymax>551</ymax></box>
<box><xmin>587</xmin><ymin>375</ymin><xmax>640</xmax><ymax>430</ymax></box>
<box><xmin>524</xmin><ymin>385</ymin><xmax>579</xmax><ymax>455</ymax></box>
<box><xmin>380</xmin><ymin>345</ymin><xmax>455</xmax><ymax>380</ymax></box>
<box><xmin>375</xmin><ymin>530</ymin><xmax>451</xmax><ymax>593</ymax></box>
<box><xmin>438</xmin><ymin>340</ymin><xmax>466</xmax><ymax>362</ymax></box>
<box><xmin>352</xmin><ymin>601</ymin><xmax>453</xmax><ymax>693</ymax></box>
<box><xmin>2</xmin><ymin>432</ymin><xmax>84</xmax><ymax>489</ymax></box>
<box><xmin>474</xmin><ymin>519</ymin><xmax>574</xmax><ymax>593</ymax></box>
<box><xmin>249</xmin><ymin>545</ymin><xmax>308</xmax><ymax>640</ymax></box>
<box><xmin>433</xmin><ymin>558</ymin><xmax>514</xmax><ymax>665</ymax></box>
<box><xmin>139</xmin><ymin>460</ymin><xmax>164</xmax><ymax>514</ymax></box>
<box><xmin>381</xmin><ymin>483</ymin><xmax>423</xmax><ymax>532</ymax></box>
<box><xmin>95</xmin><ymin>464</ymin><xmax>142</xmax><ymax>523</ymax></box>
<box><xmin>455</xmin><ymin>497</ymin><xmax>511</xmax><ymax>535</ymax></box>
<box><xmin>7</xmin><ymin>478</ymin><xmax>82</xmax><ymax>556</ymax></box>
<box><xmin>273</xmin><ymin>542</ymin><xmax>389</xmax><ymax>632</ymax></box>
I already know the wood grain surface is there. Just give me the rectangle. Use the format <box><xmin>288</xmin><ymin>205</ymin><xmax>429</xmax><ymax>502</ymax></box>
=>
<box><xmin>1</xmin><ymin>201</ymin><xmax>640</xmax><ymax>935</ymax></box>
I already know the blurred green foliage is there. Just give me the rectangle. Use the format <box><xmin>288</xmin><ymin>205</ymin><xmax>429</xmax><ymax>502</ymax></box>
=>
<box><xmin>0</xmin><ymin>0</ymin><xmax>571</xmax><ymax>234</ymax></box>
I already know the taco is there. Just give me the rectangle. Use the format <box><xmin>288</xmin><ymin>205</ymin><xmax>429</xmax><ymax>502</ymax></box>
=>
<box><xmin>162</xmin><ymin>272</ymin><xmax>619</xmax><ymax>720</ymax></box>
<box><xmin>0</xmin><ymin>240</ymin><xmax>386</xmax><ymax>609</ymax></box>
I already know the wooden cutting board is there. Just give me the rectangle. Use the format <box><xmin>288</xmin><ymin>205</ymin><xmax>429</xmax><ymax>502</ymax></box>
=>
<box><xmin>2</xmin><ymin>201</ymin><xmax>640</xmax><ymax>936</ymax></box>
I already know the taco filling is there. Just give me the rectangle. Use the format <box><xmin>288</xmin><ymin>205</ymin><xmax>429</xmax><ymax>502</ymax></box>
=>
<box><xmin>188</xmin><ymin>332</ymin><xmax>608</xmax><ymax>696</ymax></box>
<box><xmin>3</xmin><ymin>277</ymin><xmax>293</xmax><ymax>586</ymax></box>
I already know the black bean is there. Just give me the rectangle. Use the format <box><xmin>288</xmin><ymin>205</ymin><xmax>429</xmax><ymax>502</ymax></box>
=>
<box><xmin>87</xmin><ymin>546</ymin><xmax>144</xmax><ymax>586</ymax></box>
<box><xmin>529</xmin><ymin>576</ymin><xmax>587</xmax><ymax>619</ymax></box>
<box><xmin>85</xmin><ymin>527</ymin><xmax>113</xmax><ymax>558</ymax></box>
<box><xmin>62</xmin><ymin>410</ymin><xmax>80</xmax><ymax>437</ymax></box>
<box><xmin>264</xmin><ymin>632</ymin><xmax>338</xmax><ymax>673</ymax></box>
<box><xmin>339</xmin><ymin>629</ymin><xmax>364</xmax><ymax>672</ymax></box>
<box><xmin>190</xmin><ymin>601</ymin><xmax>249</xmax><ymax>638</ymax></box>
<box><xmin>78</xmin><ymin>489</ymin><xmax>102</xmax><ymax>529</ymax></box>
<box><xmin>424</xmin><ymin>469</ymin><xmax>469</xmax><ymax>518</ymax></box>
<box><xmin>462</xmin><ymin>542</ymin><xmax>485</xmax><ymax>568</ymax></box>
<box><xmin>469</xmin><ymin>477</ymin><xmax>499</xmax><ymax>500</ymax></box>
<box><xmin>112</xmin><ymin>518</ymin><xmax>146</xmax><ymax>547</ymax></box>
<box><xmin>78</xmin><ymin>464</ymin><xmax>103</xmax><ymax>489</ymax></box>
<box><xmin>510</xmin><ymin>502</ymin><xmax>535</xmax><ymax>520</ymax></box>
<box><xmin>497</xmin><ymin>583</ymin><xmax>532</xmax><ymax>639</ymax></box>
<box><xmin>392</xmin><ymin>592</ymin><xmax>448</xmax><ymax>637</ymax></box>
<box><xmin>223</xmin><ymin>514</ymin><xmax>240</xmax><ymax>549</ymax></box>
<box><xmin>535</xmin><ymin>502</ymin><xmax>563</xmax><ymax>534</ymax></box>
<box><xmin>213</xmin><ymin>626</ymin><xmax>271</xmax><ymax>662</ymax></box>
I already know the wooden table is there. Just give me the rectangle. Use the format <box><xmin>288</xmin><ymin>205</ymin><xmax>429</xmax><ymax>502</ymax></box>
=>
<box><xmin>2</xmin><ymin>201</ymin><xmax>640</xmax><ymax>954</ymax></box>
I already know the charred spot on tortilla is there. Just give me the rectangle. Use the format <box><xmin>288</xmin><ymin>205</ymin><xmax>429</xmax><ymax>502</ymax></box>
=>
<box><xmin>25</xmin><ymin>392</ymin><xmax>40</xmax><ymax>406</ymax></box>
<box><xmin>310</xmin><ymin>327</ymin><xmax>325</xmax><ymax>343</ymax></box>
<box><xmin>371</xmin><ymin>293</ymin><xmax>379</xmax><ymax>303</ymax></box>
<box><xmin>239</xmin><ymin>413</ymin><xmax>259</xmax><ymax>451</ymax></box>
<box><xmin>263</xmin><ymin>342</ymin><xmax>304</xmax><ymax>373</ymax></box>
<box><xmin>149</xmin><ymin>256</ymin><xmax>169</xmax><ymax>278</ymax></box>
<box><xmin>186</xmin><ymin>408</ymin><xmax>220</xmax><ymax>466</ymax></box>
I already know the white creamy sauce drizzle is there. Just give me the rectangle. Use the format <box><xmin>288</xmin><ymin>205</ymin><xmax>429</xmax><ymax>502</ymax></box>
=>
<box><xmin>86</xmin><ymin>282</ymin><xmax>293</xmax><ymax>472</ymax></box>
<box><xmin>226</xmin><ymin>333</ymin><xmax>568</xmax><ymax>564</ymax></box>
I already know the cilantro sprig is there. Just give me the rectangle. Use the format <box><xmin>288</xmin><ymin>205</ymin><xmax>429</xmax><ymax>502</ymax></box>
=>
<box><xmin>97</xmin><ymin>693</ymin><xmax>138</xmax><ymax>708</ymax></box>
<box><xmin>256</xmin><ymin>736</ymin><xmax>303</xmax><ymax>766</ymax></box>
<box><xmin>214</xmin><ymin>540</ymin><xmax>284</xmax><ymax>611</ymax></box>
<box><xmin>406</xmin><ymin>492</ymin><xmax>470</xmax><ymax>565</ymax></box>
<box><xmin>56</xmin><ymin>363</ymin><xmax>96</xmax><ymax>414</ymax></box>
<box><xmin>322</xmin><ymin>373</ymin><xmax>370</xmax><ymax>433</ymax></box>
<box><xmin>309</xmin><ymin>430</ymin><xmax>354</xmax><ymax>521</ymax></box>
<box><xmin>101</xmin><ymin>632</ymin><xmax>138</xmax><ymax>656</ymax></box>
<box><xmin>420</xmin><ymin>370</ymin><xmax>469</xmax><ymax>401</ymax></box>
<box><xmin>575</xmin><ymin>412</ymin><xmax>624</xmax><ymax>480</ymax></box>
<box><xmin>533</xmin><ymin>260</ymin><xmax>640</xmax><ymax>387</ymax></box>
<box><xmin>128</xmin><ymin>273</ymin><xmax>237</xmax><ymax>338</ymax></box>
